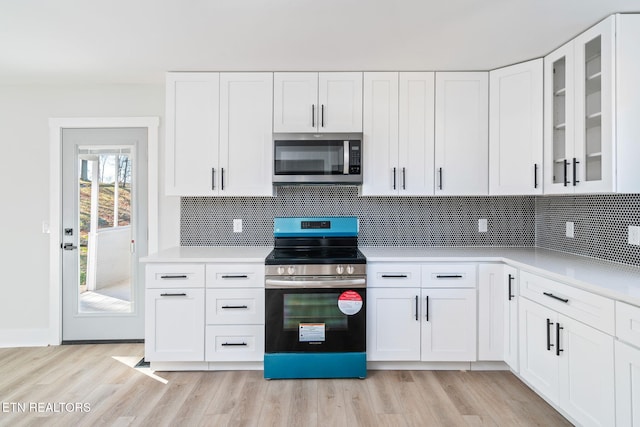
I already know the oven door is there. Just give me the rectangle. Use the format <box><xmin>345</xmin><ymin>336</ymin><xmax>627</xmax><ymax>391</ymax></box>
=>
<box><xmin>265</xmin><ymin>283</ymin><xmax>366</xmax><ymax>353</ymax></box>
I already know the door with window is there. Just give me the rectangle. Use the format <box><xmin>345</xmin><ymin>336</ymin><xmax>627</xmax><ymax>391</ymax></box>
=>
<box><xmin>61</xmin><ymin>128</ymin><xmax>148</xmax><ymax>341</ymax></box>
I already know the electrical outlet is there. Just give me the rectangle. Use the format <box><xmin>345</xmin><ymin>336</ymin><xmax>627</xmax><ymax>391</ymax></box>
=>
<box><xmin>42</xmin><ymin>221</ymin><xmax>50</xmax><ymax>234</ymax></box>
<box><xmin>566</xmin><ymin>222</ymin><xmax>574</xmax><ymax>238</ymax></box>
<box><xmin>478</xmin><ymin>218</ymin><xmax>487</xmax><ymax>233</ymax></box>
<box><xmin>233</xmin><ymin>219</ymin><xmax>242</xmax><ymax>233</ymax></box>
<box><xmin>628</xmin><ymin>226</ymin><xmax>640</xmax><ymax>246</ymax></box>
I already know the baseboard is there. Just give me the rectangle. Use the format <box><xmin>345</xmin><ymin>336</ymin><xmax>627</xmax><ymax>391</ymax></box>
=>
<box><xmin>0</xmin><ymin>328</ymin><xmax>51</xmax><ymax>348</ymax></box>
<box><xmin>62</xmin><ymin>339</ymin><xmax>145</xmax><ymax>345</ymax></box>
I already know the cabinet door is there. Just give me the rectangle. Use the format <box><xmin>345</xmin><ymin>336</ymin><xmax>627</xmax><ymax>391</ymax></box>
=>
<box><xmin>615</xmin><ymin>340</ymin><xmax>640</xmax><ymax>427</ymax></box>
<box><xmin>219</xmin><ymin>73</ymin><xmax>273</xmax><ymax>196</ymax></box>
<box><xmin>367</xmin><ymin>288</ymin><xmax>421</xmax><ymax>361</ymax></box>
<box><xmin>165</xmin><ymin>72</ymin><xmax>220</xmax><ymax>196</ymax></box>
<box><xmin>519</xmin><ymin>298</ymin><xmax>559</xmax><ymax>404</ymax></box>
<box><xmin>434</xmin><ymin>72</ymin><xmax>489</xmax><ymax>195</ymax></box>
<box><xmin>273</xmin><ymin>72</ymin><xmax>318</xmax><ymax>133</ymax></box>
<box><xmin>145</xmin><ymin>288</ymin><xmax>205</xmax><ymax>361</ymax></box>
<box><xmin>318</xmin><ymin>72</ymin><xmax>363</xmax><ymax>132</ymax></box>
<box><xmin>573</xmin><ymin>16</ymin><xmax>615</xmax><ymax>193</ymax></box>
<box><xmin>421</xmin><ymin>288</ymin><xmax>477</xmax><ymax>361</ymax></box>
<box><xmin>478</xmin><ymin>264</ymin><xmax>505</xmax><ymax>361</ymax></box>
<box><xmin>544</xmin><ymin>41</ymin><xmax>575</xmax><ymax>194</ymax></box>
<box><xmin>489</xmin><ymin>60</ymin><xmax>543</xmax><ymax>195</ymax></box>
<box><xmin>558</xmin><ymin>314</ymin><xmax>615</xmax><ymax>427</ymax></box>
<box><xmin>503</xmin><ymin>265</ymin><xmax>519</xmax><ymax>372</ymax></box>
<box><xmin>399</xmin><ymin>72</ymin><xmax>435</xmax><ymax>196</ymax></box>
<box><xmin>362</xmin><ymin>72</ymin><xmax>399</xmax><ymax>196</ymax></box>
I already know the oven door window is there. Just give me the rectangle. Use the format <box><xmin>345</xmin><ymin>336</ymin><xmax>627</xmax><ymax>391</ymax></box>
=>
<box><xmin>274</xmin><ymin>141</ymin><xmax>344</xmax><ymax>175</ymax></box>
<box><xmin>265</xmin><ymin>288</ymin><xmax>366</xmax><ymax>353</ymax></box>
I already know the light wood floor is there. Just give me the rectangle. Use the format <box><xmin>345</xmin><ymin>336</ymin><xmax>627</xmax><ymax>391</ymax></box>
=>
<box><xmin>0</xmin><ymin>344</ymin><xmax>572</xmax><ymax>426</ymax></box>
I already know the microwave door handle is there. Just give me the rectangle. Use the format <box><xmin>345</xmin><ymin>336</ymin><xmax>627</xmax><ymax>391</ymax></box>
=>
<box><xmin>343</xmin><ymin>141</ymin><xmax>349</xmax><ymax>175</ymax></box>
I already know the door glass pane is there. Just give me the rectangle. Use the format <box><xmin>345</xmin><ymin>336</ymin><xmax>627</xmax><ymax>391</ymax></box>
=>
<box><xmin>552</xmin><ymin>57</ymin><xmax>567</xmax><ymax>185</ymax></box>
<box><xmin>584</xmin><ymin>36</ymin><xmax>602</xmax><ymax>182</ymax></box>
<box><xmin>283</xmin><ymin>293</ymin><xmax>347</xmax><ymax>330</ymax></box>
<box><xmin>78</xmin><ymin>148</ymin><xmax>133</xmax><ymax>313</ymax></box>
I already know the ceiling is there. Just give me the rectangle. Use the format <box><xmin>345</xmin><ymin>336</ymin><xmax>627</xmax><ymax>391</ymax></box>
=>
<box><xmin>1</xmin><ymin>0</ymin><xmax>638</xmax><ymax>84</ymax></box>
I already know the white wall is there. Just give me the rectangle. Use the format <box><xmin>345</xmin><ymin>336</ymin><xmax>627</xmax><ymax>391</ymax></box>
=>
<box><xmin>0</xmin><ymin>83</ymin><xmax>179</xmax><ymax>347</ymax></box>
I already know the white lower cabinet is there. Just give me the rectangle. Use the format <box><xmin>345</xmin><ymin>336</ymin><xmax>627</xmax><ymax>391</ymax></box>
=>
<box><xmin>205</xmin><ymin>325</ymin><xmax>264</xmax><ymax>362</ymax></box>
<box><xmin>478</xmin><ymin>264</ymin><xmax>506</xmax><ymax>361</ymax></box>
<box><xmin>367</xmin><ymin>262</ymin><xmax>477</xmax><ymax>363</ymax></box>
<box><xmin>145</xmin><ymin>288</ymin><xmax>205</xmax><ymax>362</ymax></box>
<box><xmin>421</xmin><ymin>288</ymin><xmax>476</xmax><ymax>361</ymax></box>
<box><xmin>367</xmin><ymin>287</ymin><xmax>421</xmax><ymax>361</ymax></box>
<box><xmin>519</xmin><ymin>296</ymin><xmax>615</xmax><ymax>427</ymax></box>
<box><xmin>615</xmin><ymin>341</ymin><xmax>640</xmax><ymax>427</ymax></box>
<box><xmin>503</xmin><ymin>265</ymin><xmax>519</xmax><ymax>372</ymax></box>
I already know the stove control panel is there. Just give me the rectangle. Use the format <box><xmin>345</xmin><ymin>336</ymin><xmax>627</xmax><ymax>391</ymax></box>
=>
<box><xmin>267</xmin><ymin>264</ymin><xmax>366</xmax><ymax>277</ymax></box>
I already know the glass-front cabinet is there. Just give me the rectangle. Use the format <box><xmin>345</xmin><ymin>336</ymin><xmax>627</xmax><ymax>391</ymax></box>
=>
<box><xmin>544</xmin><ymin>16</ymin><xmax>614</xmax><ymax>194</ymax></box>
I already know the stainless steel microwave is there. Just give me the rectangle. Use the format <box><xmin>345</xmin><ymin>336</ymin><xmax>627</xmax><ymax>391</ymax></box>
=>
<box><xmin>272</xmin><ymin>133</ymin><xmax>363</xmax><ymax>185</ymax></box>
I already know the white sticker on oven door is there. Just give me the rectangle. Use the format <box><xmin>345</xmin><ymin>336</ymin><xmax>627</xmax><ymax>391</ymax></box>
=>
<box><xmin>299</xmin><ymin>323</ymin><xmax>325</xmax><ymax>342</ymax></box>
<box><xmin>338</xmin><ymin>290</ymin><xmax>363</xmax><ymax>315</ymax></box>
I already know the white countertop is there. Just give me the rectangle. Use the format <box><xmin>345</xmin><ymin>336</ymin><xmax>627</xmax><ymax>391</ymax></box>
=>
<box><xmin>141</xmin><ymin>246</ymin><xmax>273</xmax><ymax>263</ymax></box>
<box><xmin>360</xmin><ymin>246</ymin><xmax>640</xmax><ymax>306</ymax></box>
<box><xmin>141</xmin><ymin>245</ymin><xmax>640</xmax><ymax>306</ymax></box>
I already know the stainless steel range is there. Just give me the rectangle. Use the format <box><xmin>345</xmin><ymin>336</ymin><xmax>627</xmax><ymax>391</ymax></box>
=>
<box><xmin>264</xmin><ymin>216</ymin><xmax>367</xmax><ymax>379</ymax></box>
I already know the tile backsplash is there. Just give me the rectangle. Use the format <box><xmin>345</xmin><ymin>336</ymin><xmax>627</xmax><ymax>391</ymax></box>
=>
<box><xmin>181</xmin><ymin>188</ymin><xmax>640</xmax><ymax>266</ymax></box>
<box><xmin>536</xmin><ymin>194</ymin><xmax>640</xmax><ymax>266</ymax></box>
<box><xmin>181</xmin><ymin>187</ymin><xmax>535</xmax><ymax>247</ymax></box>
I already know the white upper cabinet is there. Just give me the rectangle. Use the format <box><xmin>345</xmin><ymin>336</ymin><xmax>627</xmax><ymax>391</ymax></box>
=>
<box><xmin>219</xmin><ymin>72</ymin><xmax>274</xmax><ymax>196</ymax></box>
<box><xmin>362</xmin><ymin>72</ymin><xmax>435</xmax><ymax>196</ymax></box>
<box><xmin>165</xmin><ymin>72</ymin><xmax>220</xmax><ymax>196</ymax></box>
<box><xmin>399</xmin><ymin>72</ymin><xmax>436</xmax><ymax>196</ymax></box>
<box><xmin>489</xmin><ymin>60</ymin><xmax>543</xmax><ymax>195</ymax></box>
<box><xmin>362</xmin><ymin>72</ymin><xmax>399</xmax><ymax>196</ymax></box>
<box><xmin>435</xmin><ymin>72</ymin><xmax>489</xmax><ymax>195</ymax></box>
<box><xmin>544</xmin><ymin>14</ymin><xmax>640</xmax><ymax>194</ymax></box>
<box><xmin>273</xmin><ymin>72</ymin><xmax>363</xmax><ymax>133</ymax></box>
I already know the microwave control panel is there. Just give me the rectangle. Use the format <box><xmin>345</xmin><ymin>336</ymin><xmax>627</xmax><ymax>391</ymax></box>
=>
<box><xmin>349</xmin><ymin>143</ymin><xmax>361</xmax><ymax>174</ymax></box>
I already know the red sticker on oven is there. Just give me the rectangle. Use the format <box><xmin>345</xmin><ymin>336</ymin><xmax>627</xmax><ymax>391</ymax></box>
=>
<box><xmin>338</xmin><ymin>290</ymin><xmax>363</xmax><ymax>315</ymax></box>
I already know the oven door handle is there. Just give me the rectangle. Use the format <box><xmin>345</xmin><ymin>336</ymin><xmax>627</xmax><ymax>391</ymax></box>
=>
<box><xmin>265</xmin><ymin>277</ymin><xmax>366</xmax><ymax>289</ymax></box>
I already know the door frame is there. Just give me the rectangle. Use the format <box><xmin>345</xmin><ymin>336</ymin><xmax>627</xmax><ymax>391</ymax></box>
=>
<box><xmin>49</xmin><ymin>117</ymin><xmax>159</xmax><ymax>345</ymax></box>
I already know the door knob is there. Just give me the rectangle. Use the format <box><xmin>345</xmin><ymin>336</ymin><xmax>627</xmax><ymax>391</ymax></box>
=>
<box><xmin>62</xmin><ymin>243</ymin><xmax>78</xmax><ymax>250</ymax></box>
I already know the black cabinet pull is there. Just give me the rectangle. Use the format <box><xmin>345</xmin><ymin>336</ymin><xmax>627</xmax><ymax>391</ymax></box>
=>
<box><xmin>221</xmin><ymin>168</ymin><xmax>225</xmax><ymax>190</ymax></box>
<box><xmin>546</xmin><ymin>318</ymin><xmax>554</xmax><ymax>351</ymax></box>
<box><xmin>563</xmin><ymin>159</ymin><xmax>569</xmax><ymax>186</ymax></box>
<box><xmin>508</xmin><ymin>274</ymin><xmax>515</xmax><ymax>301</ymax></box>
<box><xmin>393</xmin><ymin>167</ymin><xmax>397</xmax><ymax>190</ymax></box>
<box><xmin>534</xmin><ymin>163</ymin><xmax>538</xmax><ymax>189</ymax></box>
<box><xmin>556</xmin><ymin>323</ymin><xmax>564</xmax><ymax>356</ymax></box>
<box><xmin>160</xmin><ymin>275</ymin><xmax>188</xmax><ymax>279</ymax></box>
<box><xmin>438</xmin><ymin>167</ymin><xmax>443</xmax><ymax>190</ymax></box>
<box><xmin>160</xmin><ymin>293</ymin><xmax>187</xmax><ymax>297</ymax></box>
<box><xmin>572</xmin><ymin>157</ymin><xmax>580</xmax><ymax>186</ymax></box>
<box><xmin>221</xmin><ymin>342</ymin><xmax>247</xmax><ymax>347</ymax></box>
<box><xmin>425</xmin><ymin>295</ymin><xmax>430</xmax><ymax>322</ymax></box>
<box><xmin>321</xmin><ymin>104</ymin><xmax>325</xmax><ymax>127</ymax></box>
<box><xmin>415</xmin><ymin>296</ymin><xmax>419</xmax><ymax>321</ymax></box>
<box><xmin>543</xmin><ymin>292</ymin><xmax>569</xmax><ymax>303</ymax></box>
<box><xmin>221</xmin><ymin>305</ymin><xmax>248</xmax><ymax>309</ymax></box>
<box><xmin>381</xmin><ymin>274</ymin><xmax>408</xmax><ymax>278</ymax></box>
<box><xmin>221</xmin><ymin>275</ymin><xmax>248</xmax><ymax>279</ymax></box>
<box><xmin>311</xmin><ymin>104</ymin><xmax>315</xmax><ymax>128</ymax></box>
<box><xmin>436</xmin><ymin>274</ymin><xmax>463</xmax><ymax>279</ymax></box>
<box><xmin>212</xmin><ymin>168</ymin><xmax>216</xmax><ymax>190</ymax></box>
<box><xmin>402</xmin><ymin>167</ymin><xmax>406</xmax><ymax>190</ymax></box>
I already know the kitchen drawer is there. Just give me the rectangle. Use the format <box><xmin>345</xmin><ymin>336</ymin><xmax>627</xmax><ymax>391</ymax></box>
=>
<box><xmin>367</xmin><ymin>263</ymin><xmax>421</xmax><ymax>287</ymax></box>
<box><xmin>206</xmin><ymin>263</ymin><xmax>265</xmax><ymax>288</ymax></box>
<box><xmin>205</xmin><ymin>325</ymin><xmax>264</xmax><ymax>362</ymax></box>
<box><xmin>421</xmin><ymin>264</ymin><xmax>477</xmax><ymax>288</ymax></box>
<box><xmin>520</xmin><ymin>271</ymin><xmax>614</xmax><ymax>334</ymax></box>
<box><xmin>616</xmin><ymin>301</ymin><xmax>640</xmax><ymax>348</ymax></box>
<box><xmin>145</xmin><ymin>263</ymin><xmax>205</xmax><ymax>289</ymax></box>
<box><xmin>206</xmin><ymin>288</ymin><xmax>265</xmax><ymax>325</ymax></box>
